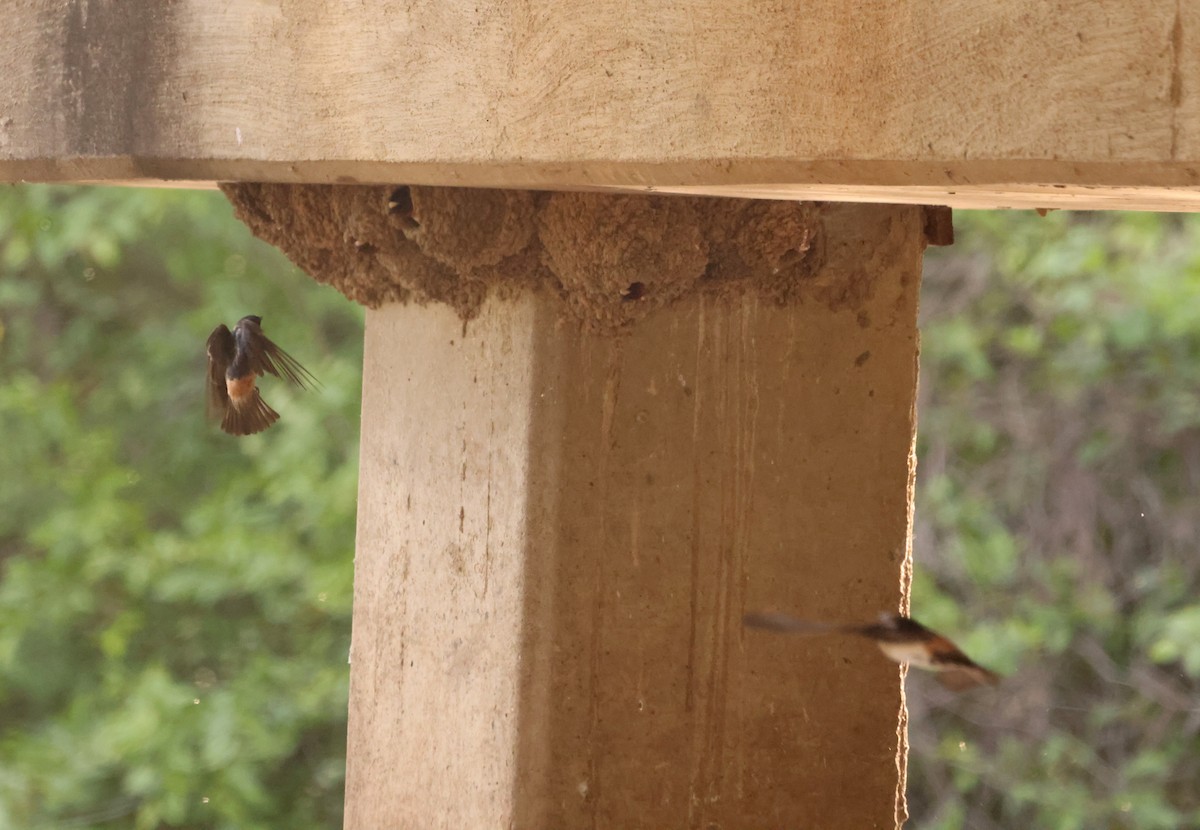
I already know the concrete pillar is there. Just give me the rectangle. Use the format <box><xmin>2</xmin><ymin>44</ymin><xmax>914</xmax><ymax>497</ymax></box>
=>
<box><xmin>344</xmin><ymin>202</ymin><xmax>922</xmax><ymax>829</ymax></box>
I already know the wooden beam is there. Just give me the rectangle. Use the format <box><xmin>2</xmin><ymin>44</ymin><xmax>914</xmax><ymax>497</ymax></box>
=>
<box><xmin>347</xmin><ymin>202</ymin><xmax>922</xmax><ymax>828</ymax></box>
<box><xmin>3</xmin><ymin>2</ymin><xmax>1199</xmax><ymax>210</ymax></box>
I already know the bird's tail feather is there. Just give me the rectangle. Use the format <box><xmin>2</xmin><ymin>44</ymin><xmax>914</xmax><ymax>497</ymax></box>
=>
<box><xmin>221</xmin><ymin>390</ymin><xmax>279</xmax><ymax>436</ymax></box>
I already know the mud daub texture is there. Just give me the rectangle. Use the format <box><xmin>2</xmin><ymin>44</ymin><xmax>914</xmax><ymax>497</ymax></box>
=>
<box><xmin>221</xmin><ymin>184</ymin><xmax>854</xmax><ymax>331</ymax></box>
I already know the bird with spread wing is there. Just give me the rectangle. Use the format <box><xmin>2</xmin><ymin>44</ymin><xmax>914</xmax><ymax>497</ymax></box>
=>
<box><xmin>206</xmin><ymin>315</ymin><xmax>318</xmax><ymax>436</ymax></box>
<box><xmin>744</xmin><ymin>610</ymin><xmax>1001</xmax><ymax>691</ymax></box>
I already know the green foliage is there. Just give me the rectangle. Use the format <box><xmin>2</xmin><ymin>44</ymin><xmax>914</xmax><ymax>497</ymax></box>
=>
<box><xmin>0</xmin><ymin>185</ymin><xmax>361</xmax><ymax>829</ymax></box>
<box><xmin>911</xmin><ymin>210</ymin><xmax>1200</xmax><ymax>829</ymax></box>
<box><xmin>5</xmin><ymin>188</ymin><xmax>1200</xmax><ymax>830</ymax></box>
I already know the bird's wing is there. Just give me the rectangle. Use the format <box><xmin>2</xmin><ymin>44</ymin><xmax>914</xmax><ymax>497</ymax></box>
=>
<box><xmin>205</xmin><ymin>324</ymin><xmax>236</xmax><ymax>418</ymax></box>
<box><xmin>934</xmin><ymin>664</ymin><xmax>1001</xmax><ymax>691</ymax></box>
<box><xmin>240</xmin><ymin>317</ymin><xmax>319</xmax><ymax>389</ymax></box>
<box><xmin>743</xmin><ymin>611</ymin><xmax>839</xmax><ymax>635</ymax></box>
<box><xmin>925</xmin><ymin>633</ymin><xmax>1002</xmax><ymax>689</ymax></box>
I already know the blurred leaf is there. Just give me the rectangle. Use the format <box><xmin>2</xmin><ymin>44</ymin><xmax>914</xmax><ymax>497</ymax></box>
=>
<box><xmin>0</xmin><ymin>184</ymin><xmax>361</xmax><ymax>829</ymax></box>
<box><xmin>911</xmin><ymin>211</ymin><xmax>1200</xmax><ymax>827</ymax></box>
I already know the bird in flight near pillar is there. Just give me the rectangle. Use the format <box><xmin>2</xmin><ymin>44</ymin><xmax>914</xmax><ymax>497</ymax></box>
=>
<box><xmin>744</xmin><ymin>610</ymin><xmax>1001</xmax><ymax>691</ymax></box>
<box><xmin>206</xmin><ymin>315</ymin><xmax>318</xmax><ymax>436</ymax></box>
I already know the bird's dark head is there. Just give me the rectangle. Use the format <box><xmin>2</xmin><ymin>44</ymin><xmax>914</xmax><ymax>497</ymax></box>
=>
<box><xmin>864</xmin><ymin>613</ymin><xmax>934</xmax><ymax>642</ymax></box>
<box><xmin>239</xmin><ymin>315</ymin><xmax>263</xmax><ymax>327</ymax></box>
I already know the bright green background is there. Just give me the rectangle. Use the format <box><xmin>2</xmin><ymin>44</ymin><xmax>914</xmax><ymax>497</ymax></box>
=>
<box><xmin>1</xmin><ymin>188</ymin><xmax>1198</xmax><ymax>828</ymax></box>
<box><xmin>914</xmin><ymin>211</ymin><xmax>1200</xmax><ymax>829</ymax></box>
<box><xmin>0</xmin><ymin>187</ymin><xmax>361</xmax><ymax>830</ymax></box>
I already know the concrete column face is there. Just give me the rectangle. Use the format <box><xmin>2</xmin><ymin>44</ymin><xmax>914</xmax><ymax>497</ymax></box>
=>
<box><xmin>345</xmin><ymin>202</ymin><xmax>923</xmax><ymax>829</ymax></box>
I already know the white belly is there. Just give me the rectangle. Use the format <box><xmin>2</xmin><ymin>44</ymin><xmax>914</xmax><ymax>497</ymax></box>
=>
<box><xmin>877</xmin><ymin>641</ymin><xmax>935</xmax><ymax>668</ymax></box>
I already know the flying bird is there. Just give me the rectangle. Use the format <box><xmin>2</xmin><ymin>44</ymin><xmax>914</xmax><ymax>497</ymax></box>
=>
<box><xmin>743</xmin><ymin>611</ymin><xmax>1001</xmax><ymax>691</ymax></box>
<box><xmin>206</xmin><ymin>315</ymin><xmax>318</xmax><ymax>436</ymax></box>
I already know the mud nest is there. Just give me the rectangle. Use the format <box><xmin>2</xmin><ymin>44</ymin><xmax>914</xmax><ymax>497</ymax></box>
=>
<box><xmin>221</xmin><ymin>184</ymin><xmax>853</xmax><ymax>332</ymax></box>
